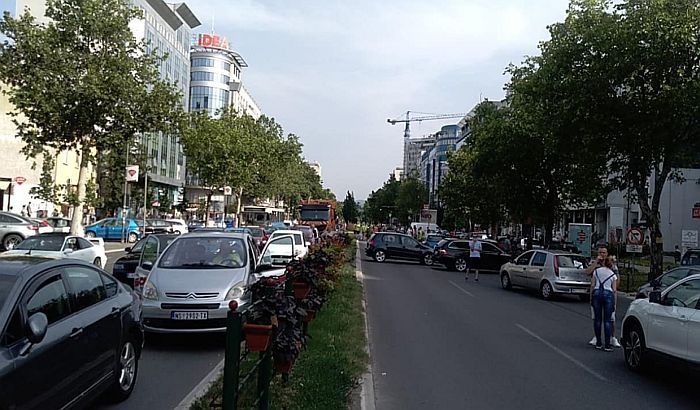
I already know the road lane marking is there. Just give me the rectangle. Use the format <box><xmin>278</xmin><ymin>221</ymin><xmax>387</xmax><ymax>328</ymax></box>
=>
<box><xmin>105</xmin><ymin>249</ymin><xmax>125</xmax><ymax>254</ymax></box>
<box><xmin>448</xmin><ymin>280</ymin><xmax>475</xmax><ymax>297</ymax></box>
<box><xmin>516</xmin><ymin>323</ymin><xmax>608</xmax><ymax>382</ymax></box>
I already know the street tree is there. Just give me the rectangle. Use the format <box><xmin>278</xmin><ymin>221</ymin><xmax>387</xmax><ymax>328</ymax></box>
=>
<box><xmin>0</xmin><ymin>0</ymin><xmax>184</xmax><ymax>234</ymax></box>
<box><xmin>342</xmin><ymin>191</ymin><xmax>359</xmax><ymax>224</ymax></box>
<box><xmin>396</xmin><ymin>177</ymin><xmax>428</xmax><ymax>223</ymax></box>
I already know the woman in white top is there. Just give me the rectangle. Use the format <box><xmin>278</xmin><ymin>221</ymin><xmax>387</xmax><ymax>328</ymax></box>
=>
<box><xmin>590</xmin><ymin>256</ymin><xmax>618</xmax><ymax>351</ymax></box>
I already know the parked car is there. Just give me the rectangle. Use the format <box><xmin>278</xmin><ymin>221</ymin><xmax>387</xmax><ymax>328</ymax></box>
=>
<box><xmin>166</xmin><ymin>219</ymin><xmax>189</xmax><ymax>235</ymax></box>
<box><xmin>681</xmin><ymin>249</ymin><xmax>700</xmax><ymax>266</ymax></box>
<box><xmin>187</xmin><ymin>220</ymin><xmax>205</xmax><ymax>231</ymax></box>
<box><xmin>29</xmin><ymin>219</ymin><xmax>53</xmax><ymax>235</ymax></box>
<box><xmin>44</xmin><ymin>217</ymin><xmax>71</xmax><ymax>233</ymax></box>
<box><xmin>433</xmin><ymin>238</ymin><xmax>510</xmax><ymax>272</ymax></box>
<box><xmin>84</xmin><ymin>218</ymin><xmax>141</xmax><ymax>243</ymax></box>
<box><xmin>0</xmin><ymin>211</ymin><xmax>39</xmax><ymax>250</ymax></box>
<box><xmin>365</xmin><ymin>232</ymin><xmax>434</xmax><ymax>265</ymax></box>
<box><xmin>1</xmin><ymin>233</ymin><xmax>108</xmax><ymax>268</ymax></box>
<box><xmin>137</xmin><ymin>231</ymin><xmax>261</xmax><ymax>333</ymax></box>
<box><xmin>239</xmin><ymin>226</ymin><xmax>266</xmax><ymax>249</ymax></box>
<box><xmin>635</xmin><ymin>266</ymin><xmax>700</xmax><ymax>299</ymax></box>
<box><xmin>269</xmin><ymin>229</ymin><xmax>308</xmax><ymax>259</ymax></box>
<box><xmin>545</xmin><ymin>241</ymin><xmax>580</xmax><ymax>254</ymax></box>
<box><xmin>499</xmin><ymin>250</ymin><xmax>591</xmax><ymax>300</ymax></box>
<box><xmin>145</xmin><ymin>219</ymin><xmax>174</xmax><ymax>234</ymax></box>
<box><xmin>112</xmin><ymin>234</ymin><xmax>177</xmax><ymax>285</ymax></box>
<box><xmin>621</xmin><ymin>274</ymin><xmax>700</xmax><ymax>371</ymax></box>
<box><xmin>292</xmin><ymin>225</ymin><xmax>315</xmax><ymax>245</ymax></box>
<box><xmin>0</xmin><ymin>257</ymin><xmax>143</xmax><ymax>408</ymax></box>
<box><xmin>423</xmin><ymin>234</ymin><xmax>445</xmax><ymax>250</ymax></box>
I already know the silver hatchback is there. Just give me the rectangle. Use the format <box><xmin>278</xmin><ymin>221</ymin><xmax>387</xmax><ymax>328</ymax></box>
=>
<box><xmin>499</xmin><ymin>250</ymin><xmax>591</xmax><ymax>300</ymax></box>
<box><xmin>139</xmin><ymin>231</ymin><xmax>258</xmax><ymax>333</ymax></box>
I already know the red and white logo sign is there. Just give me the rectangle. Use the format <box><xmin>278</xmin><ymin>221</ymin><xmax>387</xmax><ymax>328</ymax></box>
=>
<box><xmin>693</xmin><ymin>207</ymin><xmax>700</xmax><ymax>219</ymax></box>
<box><xmin>14</xmin><ymin>176</ymin><xmax>26</xmax><ymax>185</ymax></box>
<box><xmin>194</xmin><ymin>34</ymin><xmax>230</xmax><ymax>50</ymax></box>
<box><xmin>627</xmin><ymin>228</ymin><xmax>644</xmax><ymax>245</ymax></box>
<box><xmin>125</xmin><ymin>165</ymin><xmax>139</xmax><ymax>182</ymax></box>
<box><xmin>151</xmin><ymin>201</ymin><xmax>160</xmax><ymax>207</ymax></box>
<box><xmin>577</xmin><ymin>230</ymin><xmax>586</xmax><ymax>242</ymax></box>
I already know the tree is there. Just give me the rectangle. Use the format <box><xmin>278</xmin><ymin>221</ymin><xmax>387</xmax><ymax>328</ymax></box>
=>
<box><xmin>517</xmin><ymin>0</ymin><xmax>700</xmax><ymax>277</ymax></box>
<box><xmin>396</xmin><ymin>178</ymin><xmax>428</xmax><ymax>223</ymax></box>
<box><xmin>342</xmin><ymin>191</ymin><xmax>359</xmax><ymax>224</ymax></box>
<box><xmin>29</xmin><ymin>152</ymin><xmax>59</xmax><ymax>210</ymax></box>
<box><xmin>0</xmin><ymin>0</ymin><xmax>184</xmax><ymax>234</ymax></box>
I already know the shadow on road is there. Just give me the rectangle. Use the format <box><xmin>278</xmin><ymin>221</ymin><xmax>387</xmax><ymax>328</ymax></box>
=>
<box><xmin>145</xmin><ymin>332</ymin><xmax>226</xmax><ymax>351</ymax></box>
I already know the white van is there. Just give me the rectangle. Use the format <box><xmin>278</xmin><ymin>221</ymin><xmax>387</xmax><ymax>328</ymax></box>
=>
<box><xmin>410</xmin><ymin>222</ymin><xmax>441</xmax><ymax>234</ymax></box>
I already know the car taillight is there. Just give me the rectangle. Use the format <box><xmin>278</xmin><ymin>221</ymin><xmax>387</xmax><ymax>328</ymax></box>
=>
<box><xmin>553</xmin><ymin>256</ymin><xmax>559</xmax><ymax>277</ymax></box>
<box><xmin>438</xmin><ymin>249</ymin><xmax>447</xmax><ymax>256</ymax></box>
<box><xmin>27</xmin><ymin>224</ymin><xmax>38</xmax><ymax>231</ymax></box>
<box><xmin>368</xmin><ymin>239</ymin><xmax>375</xmax><ymax>247</ymax></box>
<box><xmin>40</xmin><ymin>220</ymin><xmax>50</xmax><ymax>227</ymax></box>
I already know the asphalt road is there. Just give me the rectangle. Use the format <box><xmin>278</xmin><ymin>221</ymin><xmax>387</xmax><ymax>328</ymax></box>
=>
<box><xmin>360</xmin><ymin>244</ymin><xmax>700</xmax><ymax>410</ymax></box>
<box><xmin>94</xmin><ymin>247</ymin><xmax>226</xmax><ymax>410</ymax></box>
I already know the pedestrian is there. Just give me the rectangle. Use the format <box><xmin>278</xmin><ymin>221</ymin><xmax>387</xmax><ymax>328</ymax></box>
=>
<box><xmin>674</xmin><ymin>245</ymin><xmax>682</xmax><ymax>263</ymax></box>
<box><xmin>587</xmin><ymin>253</ymin><xmax>618</xmax><ymax>351</ymax></box>
<box><xmin>417</xmin><ymin>227</ymin><xmax>426</xmax><ymax>242</ymax></box>
<box><xmin>20</xmin><ymin>205</ymin><xmax>26</xmax><ymax>217</ymax></box>
<box><xmin>584</xmin><ymin>246</ymin><xmax>621</xmax><ymax>347</ymax></box>
<box><xmin>466</xmin><ymin>237</ymin><xmax>482</xmax><ymax>281</ymax></box>
<box><xmin>26</xmin><ymin>202</ymin><xmax>32</xmax><ymax>218</ymax></box>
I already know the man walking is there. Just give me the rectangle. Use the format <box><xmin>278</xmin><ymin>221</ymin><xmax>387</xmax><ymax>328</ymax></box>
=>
<box><xmin>466</xmin><ymin>237</ymin><xmax>482</xmax><ymax>281</ymax></box>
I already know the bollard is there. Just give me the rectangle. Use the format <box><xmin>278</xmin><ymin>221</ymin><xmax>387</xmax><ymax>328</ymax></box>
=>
<box><xmin>222</xmin><ymin>300</ymin><xmax>242</xmax><ymax>410</ymax></box>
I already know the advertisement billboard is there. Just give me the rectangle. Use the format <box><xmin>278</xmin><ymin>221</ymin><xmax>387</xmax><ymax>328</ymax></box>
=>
<box><xmin>568</xmin><ymin>223</ymin><xmax>592</xmax><ymax>258</ymax></box>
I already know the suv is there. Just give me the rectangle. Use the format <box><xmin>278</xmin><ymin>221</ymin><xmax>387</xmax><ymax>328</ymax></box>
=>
<box><xmin>621</xmin><ymin>274</ymin><xmax>700</xmax><ymax>371</ymax></box>
<box><xmin>433</xmin><ymin>238</ymin><xmax>511</xmax><ymax>273</ymax></box>
<box><xmin>0</xmin><ymin>211</ymin><xmax>39</xmax><ymax>250</ymax></box>
<box><xmin>366</xmin><ymin>232</ymin><xmax>434</xmax><ymax>265</ymax></box>
<box><xmin>681</xmin><ymin>249</ymin><xmax>700</xmax><ymax>267</ymax></box>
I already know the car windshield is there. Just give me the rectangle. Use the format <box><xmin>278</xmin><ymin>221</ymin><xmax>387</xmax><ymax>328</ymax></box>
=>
<box><xmin>682</xmin><ymin>252</ymin><xmax>699</xmax><ymax>266</ymax></box>
<box><xmin>158</xmin><ymin>237</ymin><xmax>247</xmax><ymax>269</ymax></box>
<box><xmin>556</xmin><ymin>255</ymin><xmax>588</xmax><ymax>269</ymax></box>
<box><xmin>299</xmin><ymin>208</ymin><xmax>329</xmax><ymax>221</ymax></box>
<box><xmin>0</xmin><ymin>274</ymin><xmax>17</xmax><ymax>306</ymax></box>
<box><xmin>13</xmin><ymin>236</ymin><xmax>65</xmax><ymax>251</ymax></box>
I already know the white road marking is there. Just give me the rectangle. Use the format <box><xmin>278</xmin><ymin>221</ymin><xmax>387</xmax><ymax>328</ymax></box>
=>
<box><xmin>105</xmin><ymin>249</ymin><xmax>126</xmax><ymax>254</ymax></box>
<box><xmin>448</xmin><ymin>280</ymin><xmax>475</xmax><ymax>297</ymax></box>
<box><xmin>516</xmin><ymin>323</ymin><xmax>608</xmax><ymax>382</ymax></box>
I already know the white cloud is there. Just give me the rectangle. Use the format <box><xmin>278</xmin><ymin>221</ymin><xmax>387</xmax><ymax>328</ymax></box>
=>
<box><xmin>187</xmin><ymin>0</ymin><xmax>570</xmax><ymax>198</ymax></box>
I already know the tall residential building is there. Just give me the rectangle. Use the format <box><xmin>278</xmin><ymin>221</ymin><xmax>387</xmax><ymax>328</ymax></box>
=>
<box><xmin>131</xmin><ymin>0</ymin><xmax>201</xmax><ymax>208</ymax></box>
<box><xmin>403</xmin><ymin>135</ymin><xmax>436</xmax><ymax>179</ymax></box>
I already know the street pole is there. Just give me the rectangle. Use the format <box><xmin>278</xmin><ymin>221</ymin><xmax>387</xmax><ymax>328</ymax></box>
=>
<box><xmin>143</xmin><ymin>170</ymin><xmax>148</xmax><ymax>235</ymax></box>
<box><xmin>122</xmin><ymin>144</ymin><xmax>129</xmax><ymax>243</ymax></box>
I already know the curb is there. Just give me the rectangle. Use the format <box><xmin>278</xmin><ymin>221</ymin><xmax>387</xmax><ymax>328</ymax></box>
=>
<box><xmin>355</xmin><ymin>241</ymin><xmax>376</xmax><ymax>410</ymax></box>
<box><xmin>173</xmin><ymin>358</ymin><xmax>225</xmax><ymax>410</ymax></box>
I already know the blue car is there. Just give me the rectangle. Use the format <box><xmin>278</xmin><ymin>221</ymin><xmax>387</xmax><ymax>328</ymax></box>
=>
<box><xmin>423</xmin><ymin>234</ymin><xmax>445</xmax><ymax>250</ymax></box>
<box><xmin>84</xmin><ymin>218</ymin><xmax>141</xmax><ymax>243</ymax></box>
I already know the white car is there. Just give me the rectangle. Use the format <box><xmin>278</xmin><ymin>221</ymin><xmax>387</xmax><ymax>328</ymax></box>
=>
<box><xmin>166</xmin><ymin>219</ymin><xmax>189</xmax><ymax>234</ymax></box>
<box><xmin>268</xmin><ymin>229</ymin><xmax>308</xmax><ymax>259</ymax></box>
<box><xmin>621</xmin><ymin>274</ymin><xmax>700</xmax><ymax>371</ymax></box>
<box><xmin>1</xmin><ymin>233</ymin><xmax>108</xmax><ymax>269</ymax></box>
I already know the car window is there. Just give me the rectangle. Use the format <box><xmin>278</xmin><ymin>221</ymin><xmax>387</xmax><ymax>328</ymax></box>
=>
<box><xmin>130</xmin><ymin>238</ymin><xmax>146</xmax><ymax>254</ymax></box>
<box><xmin>77</xmin><ymin>238</ymin><xmax>93</xmax><ymax>249</ymax></box>
<box><xmin>64</xmin><ymin>266</ymin><xmax>107</xmax><ymax>311</ymax></box>
<box><xmin>0</xmin><ymin>214</ymin><xmax>14</xmax><ymax>223</ymax></box>
<box><xmin>681</xmin><ymin>251</ymin><xmax>700</xmax><ymax>266</ymax></box>
<box><xmin>482</xmin><ymin>243</ymin><xmax>500</xmax><ymax>253</ymax></box>
<box><xmin>27</xmin><ymin>274</ymin><xmax>71</xmax><ymax>324</ymax></box>
<box><xmin>0</xmin><ymin>214</ymin><xmax>23</xmax><ymax>224</ymax></box>
<box><xmin>383</xmin><ymin>235</ymin><xmax>396</xmax><ymax>244</ymax></box>
<box><xmin>531</xmin><ymin>252</ymin><xmax>548</xmax><ymax>267</ymax></box>
<box><xmin>664</xmin><ymin>279</ymin><xmax>700</xmax><ymax>309</ymax></box>
<box><xmin>516</xmin><ymin>251</ymin><xmax>534</xmax><ymax>265</ymax></box>
<box><xmin>102</xmin><ymin>219</ymin><xmax>116</xmax><ymax>227</ymax></box>
<box><xmin>0</xmin><ymin>274</ymin><xmax>17</xmax><ymax>308</ymax></box>
<box><xmin>294</xmin><ymin>233</ymin><xmax>303</xmax><ymax>245</ymax></box>
<box><xmin>660</xmin><ymin>268</ymin><xmax>691</xmax><ymax>287</ymax></box>
<box><xmin>64</xmin><ymin>237</ymin><xmax>79</xmax><ymax>251</ymax></box>
<box><xmin>403</xmin><ymin>237</ymin><xmax>419</xmax><ymax>247</ymax></box>
<box><xmin>101</xmin><ymin>273</ymin><xmax>118</xmax><ymax>298</ymax></box>
<box><xmin>450</xmin><ymin>241</ymin><xmax>470</xmax><ymax>250</ymax></box>
<box><xmin>556</xmin><ymin>255</ymin><xmax>587</xmax><ymax>269</ymax></box>
<box><xmin>2</xmin><ymin>308</ymin><xmax>23</xmax><ymax>346</ymax></box>
<box><xmin>261</xmin><ymin>235</ymin><xmax>294</xmax><ymax>265</ymax></box>
<box><xmin>141</xmin><ymin>237</ymin><xmax>159</xmax><ymax>265</ymax></box>
<box><xmin>14</xmin><ymin>235</ymin><xmax>65</xmax><ymax>251</ymax></box>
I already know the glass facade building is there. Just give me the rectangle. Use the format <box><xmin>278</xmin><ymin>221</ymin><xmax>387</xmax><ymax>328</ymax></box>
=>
<box><xmin>188</xmin><ymin>46</ymin><xmax>247</xmax><ymax>116</ymax></box>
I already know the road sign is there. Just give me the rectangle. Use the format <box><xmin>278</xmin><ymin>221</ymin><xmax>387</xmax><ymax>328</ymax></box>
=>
<box><xmin>626</xmin><ymin>244</ymin><xmax>643</xmax><ymax>253</ymax></box>
<box><xmin>223</xmin><ymin>186</ymin><xmax>232</xmax><ymax>196</ymax></box>
<box><xmin>14</xmin><ymin>176</ymin><xmax>25</xmax><ymax>185</ymax></box>
<box><xmin>125</xmin><ymin>165</ymin><xmax>139</xmax><ymax>182</ymax></box>
<box><xmin>682</xmin><ymin>230</ymin><xmax>698</xmax><ymax>248</ymax></box>
<box><xmin>151</xmin><ymin>201</ymin><xmax>160</xmax><ymax>207</ymax></box>
<box><xmin>627</xmin><ymin>228</ymin><xmax>644</xmax><ymax>245</ymax></box>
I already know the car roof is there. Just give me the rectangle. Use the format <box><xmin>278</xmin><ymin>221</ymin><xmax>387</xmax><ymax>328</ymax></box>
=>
<box><xmin>183</xmin><ymin>231</ymin><xmax>247</xmax><ymax>239</ymax></box>
<box><xmin>0</xmin><ymin>256</ymin><xmax>89</xmax><ymax>279</ymax></box>
<box><xmin>272</xmin><ymin>230</ymin><xmax>302</xmax><ymax>235</ymax></box>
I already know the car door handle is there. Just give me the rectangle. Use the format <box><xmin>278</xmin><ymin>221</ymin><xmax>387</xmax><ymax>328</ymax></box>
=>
<box><xmin>678</xmin><ymin>315</ymin><xmax>689</xmax><ymax>322</ymax></box>
<box><xmin>69</xmin><ymin>327</ymin><xmax>84</xmax><ymax>338</ymax></box>
<box><xmin>110</xmin><ymin>307</ymin><xmax>121</xmax><ymax>317</ymax></box>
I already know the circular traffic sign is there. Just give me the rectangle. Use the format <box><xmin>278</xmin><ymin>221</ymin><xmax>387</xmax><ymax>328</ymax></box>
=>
<box><xmin>627</xmin><ymin>228</ymin><xmax>643</xmax><ymax>245</ymax></box>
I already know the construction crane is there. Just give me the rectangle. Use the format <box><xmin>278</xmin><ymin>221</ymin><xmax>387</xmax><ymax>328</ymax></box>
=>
<box><xmin>387</xmin><ymin>111</ymin><xmax>466</xmax><ymax>139</ymax></box>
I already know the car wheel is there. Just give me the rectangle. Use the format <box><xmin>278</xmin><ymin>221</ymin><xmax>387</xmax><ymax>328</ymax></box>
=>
<box><xmin>501</xmin><ymin>272</ymin><xmax>512</xmax><ymax>290</ymax></box>
<box><xmin>422</xmin><ymin>253</ymin><xmax>434</xmax><ymax>266</ymax></box>
<box><xmin>624</xmin><ymin>322</ymin><xmax>647</xmax><ymax>372</ymax></box>
<box><xmin>540</xmin><ymin>281</ymin><xmax>554</xmax><ymax>300</ymax></box>
<box><xmin>3</xmin><ymin>234</ymin><xmax>22</xmax><ymax>250</ymax></box>
<box><xmin>374</xmin><ymin>250</ymin><xmax>386</xmax><ymax>263</ymax></box>
<box><xmin>454</xmin><ymin>258</ymin><xmax>468</xmax><ymax>272</ymax></box>
<box><xmin>93</xmin><ymin>257</ymin><xmax>102</xmax><ymax>267</ymax></box>
<box><xmin>128</xmin><ymin>233</ymin><xmax>137</xmax><ymax>243</ymax></box>
<box><xmin>107</xmin><ymin>339</ymin><xmax>139</xmax><ymax>402</ymax></box>
<box><xmin>85</xmin><ymin>231</ymin><xmax>96</xmax><ymax>238</ymax></box>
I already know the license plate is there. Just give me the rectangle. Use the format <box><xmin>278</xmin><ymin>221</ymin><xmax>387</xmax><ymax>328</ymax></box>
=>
<box><xmin>127</xmin><ymin>272</ymin><xmax>138</xmax><ymax>278</ymax></box>
<box><xmin>171</xmin><ymin>311</ymin><xmax>208</xmax><ymax>320</ymax></box>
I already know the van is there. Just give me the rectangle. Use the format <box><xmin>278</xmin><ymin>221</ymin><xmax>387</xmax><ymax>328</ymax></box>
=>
<box><xmin>410</xmin><ymin>222</ymin><xmax>440</xmax><ymax>234</ymax></box>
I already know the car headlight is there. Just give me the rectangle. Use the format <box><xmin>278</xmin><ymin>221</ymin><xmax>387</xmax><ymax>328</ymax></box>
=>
<box><xmin>143</xmin><ymin>281</ymin><xmax>158</xmax><ymax>300</ymax></box>
<box><xmin>225</xmin><ymin>281</ymin><xmax>246</xmax><ymax>300</ymax></box>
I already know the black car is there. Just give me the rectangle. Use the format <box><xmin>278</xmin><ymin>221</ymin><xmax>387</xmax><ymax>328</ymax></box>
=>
<box><xmin>681</xmin><ymin>249</ymin><xmax>700</xmax><ymax>266</ymax></box>
<box><xmin>365</xmin><ymin>232</ymin><xmax>434</xmax><ymax>265</ymax></box>
<box><xmin>0</xmin><ymin>257</ymin><xmax>143</xmax><ymax>409</ymax></box>
<box><xmin>636</xmin><ymin>266</ymin><xmax>700</xmax><ymax>298</ymax></box>
<box><xmin>112</xmin><ymin>234</ymin><xmax>177</xmax><ymax>285</ymax></box>
<box><xmin>433</xmin><ymin>238</ymin><xmax>512</xmax><ymax>272</ymax></box>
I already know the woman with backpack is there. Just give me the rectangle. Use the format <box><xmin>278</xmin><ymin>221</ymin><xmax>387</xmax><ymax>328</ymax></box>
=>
<box><xmin>589</xmin><ymin>255</ymin><xmax>618</xmax><ymax>352</ymax></box>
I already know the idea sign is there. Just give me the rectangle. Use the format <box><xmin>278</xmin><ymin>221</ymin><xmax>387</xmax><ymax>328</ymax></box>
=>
<box><xmin>14</xmin><ymin>176</ymin><xmax>26</xmax><ymax>185</ymax></box>
<box><xmin>193</xmin><ymin>33</ymin><xmax>229</xmax><ymax>50</ymax></box>
<box><xmin>125</xmin><ymin>165</ymin><xmax>139</xmax><ymax>182</ymax></box>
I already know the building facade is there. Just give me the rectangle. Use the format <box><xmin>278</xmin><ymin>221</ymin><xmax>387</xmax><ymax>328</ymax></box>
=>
<box><xmin>419</xmin><ymin>125</ymin><xmax>458</xmax><ymax>206</ymax></box>
<box><xmin>307</xmin><ymin>161</ymin><xmax>322</xmax><ymax>179</ymax></box>
<box><xmin>402</xmin><ymin>135</ymin><xmax>437</xmax><ymax>180</ymax></box>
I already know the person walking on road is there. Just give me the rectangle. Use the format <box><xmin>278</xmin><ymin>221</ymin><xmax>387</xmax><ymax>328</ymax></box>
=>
<box><xmin>466</xmin><ymin>238</ymin><xmax>482</xmax><ymax>281</ymax></box>
<box><xmin>586</xmin><ymin>246</ymin><xmax>621</xmax><ymax>348</ymax></box>
<box><xmin>589</xmin><ymin>255</ymin><xmax>618</xmax><ymax>351</ymax></box>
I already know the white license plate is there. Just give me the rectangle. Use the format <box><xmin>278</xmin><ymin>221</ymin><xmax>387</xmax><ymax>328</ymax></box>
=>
<box><xmin>127</xmin><ymin>272</ymin><xmax>138</xmax><ymax>279</ymax></box>
<box><xmin>171</xmin><ymin>311</ymin><xmax>208</xmax><ymax>320</ymax></box>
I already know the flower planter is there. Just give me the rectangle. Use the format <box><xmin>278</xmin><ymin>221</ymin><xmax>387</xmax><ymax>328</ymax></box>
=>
<box><xmin>243</xmin><ymin>323</ymin><xmax>273</xmax><ymax>352</ymax></box>
<box><xmin>293</xmin><ymin>282</ymin><xmax>310</xmax><ymax>299</ymax></box>
<box><xmin>274</xmin><ymin>358</ymin><xmax>294</xmax><ymax>374</ymax></box>
<box><xmin>303</xmin><ymin>309</ymin><xmax>316</xmax><ymax>323</ymax></box>
<box><xmin>263</xmin><ymin>273</ymin><xmax>287</xmax><ymax>286</ymax></box>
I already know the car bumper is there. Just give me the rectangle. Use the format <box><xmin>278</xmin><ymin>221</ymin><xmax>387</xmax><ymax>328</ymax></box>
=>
<box><xmin>142</xmin><ymin>299</ymin><xmax>248</xmax><ymax>333</ymax></box>
<box><xmin>552</xmin><ymin>280</ymin><xmax>590</xmax><ymax>294</ymax></box>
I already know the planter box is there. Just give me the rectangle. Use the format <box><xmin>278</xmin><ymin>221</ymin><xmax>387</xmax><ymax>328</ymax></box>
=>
<box><xmin>293</xmin><ymin>282</ymin><xmax>310</xmax><ymax>299</ymax></box>
<box><xmin>303</xmin><ymin>309</ymin><xmax>316</xmax><ymax>323</ymax></box>
<box><xmin>274</xmin><ymin>358</ymin><xmax>294</xmax><ymax>374</ymax></box>
<box><xmin>243</xmin><ymin>323</ymin><xmax>273</xmax><ymax>352</ymax></box>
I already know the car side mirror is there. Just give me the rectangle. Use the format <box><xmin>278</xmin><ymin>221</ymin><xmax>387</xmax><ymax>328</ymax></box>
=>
<box><xmin>141</xmin><ymin>261</ymin><xmax>153</xmax><ymax>271</ymax></box>
<box><xmin>26</xmin><ymin>312</ymin><xmax>48</xmax><ymax>345</ymax></box>
<box><xmin>124</xmin><ymin>247</ymin><xmax>132</xmax><ymax>253</ymax></box>
<box><xmin>649</xmin><ymin>290</ymin><xmax>662</xmax><ymax>304</ymax></box>
<box><xmin>63</xmin><ymin>248</ymin><xmax>74</xmax><ymax>255</ymax></box>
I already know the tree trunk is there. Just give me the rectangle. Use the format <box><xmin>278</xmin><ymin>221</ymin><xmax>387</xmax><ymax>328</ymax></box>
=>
<box><xmin>635</xmin><ymin>164</ymin><xmax>671</xmax><ymax>282</ymax></box>
<box><xmin>70</xmin><ymin>147</ymin><xmax>90</xmax><ymax>235</ymax></box>
<box><xmin>235</xmin><ymin>186</ymin><xmax>244</xmax><ymax>227</ymax></box>
<box><xmin>205</xmin><ymin>192</ymin><xmax>211</xmax><ymax>225</ymax></box>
